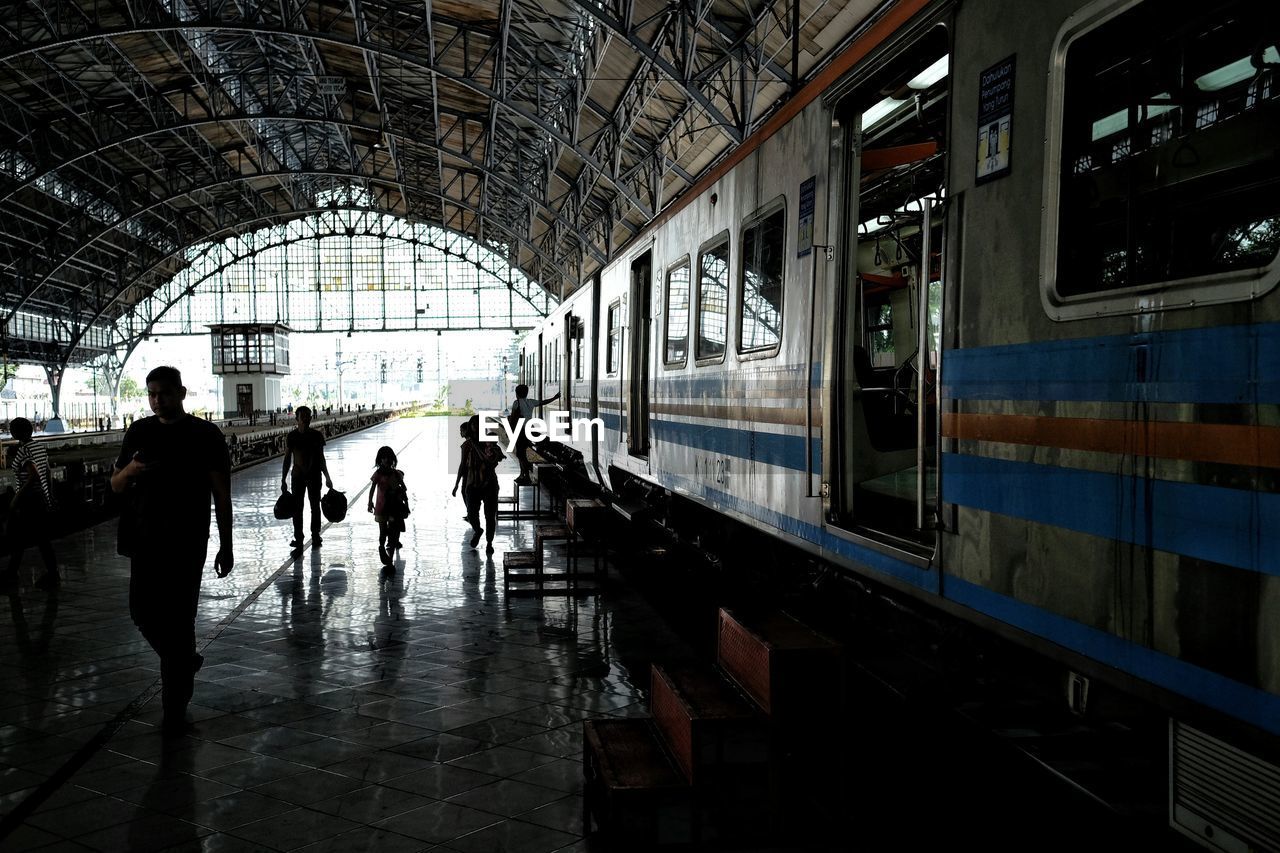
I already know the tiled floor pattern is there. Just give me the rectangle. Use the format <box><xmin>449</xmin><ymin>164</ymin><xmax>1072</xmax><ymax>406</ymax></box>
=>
<box><xmin>0</xmin><ymin>416</ymin><xmax>697</xmax><ymax>851</ymax></box>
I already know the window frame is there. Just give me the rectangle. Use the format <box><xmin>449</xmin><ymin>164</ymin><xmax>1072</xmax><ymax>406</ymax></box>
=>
<box><xmin>663</xmin><ymin>256</ymin><xmax>692</xmax><ymax>368</ymax></box>
<box><xmin>1040</xmin><ymin>0</ymin><xmax>1280</xmax><ymax>320</ymax></box>
<box><xmin>737</xmin><ymin>197</ymin><xmax>786</xmax><ymax>358</ymax></box>
<box><xmin>606</xmin><ymin>300</ymin><xmax>622</xmax><ymax>376</ymax></box>
<box><xmin>571</xmin><ymin>315</ymin><xmax>584</xmax><ymax>381</ymax></box>
<box><xmin>694</xmin><ymin>231</ymin><xmax>731</xmax><ymax>366</ymax></box>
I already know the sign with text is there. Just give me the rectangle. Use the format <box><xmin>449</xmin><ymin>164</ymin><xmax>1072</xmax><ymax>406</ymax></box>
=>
<box><xmin>797</xmin><ymin>176</ymin><xmax>816</xmax><ymax>257</ymax></box>
<box><xmin>976</xmin><ymin>55</ymin><xmax>1015</xmax><ymax>183</ymax></box>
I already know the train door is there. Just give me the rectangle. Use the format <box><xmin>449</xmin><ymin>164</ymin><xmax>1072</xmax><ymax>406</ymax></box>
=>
<box><xmin>829</xmin><ymin>22</ymin><xmax>949</xmax><ymax>547</ymax></box>
<box><xmin>535</xmin><ymin>333</ymin><xmax>544</xmax><ymax>417</ymax></box>
<box><xmin>627</xmin><ymin>251</ymin><xmax>652</xmax><ymax>456</ymax></box>
<box><xmin>566</xmin><ymin>314</ymin><xmax>584</xmax><ymax>415</ymax></box>
<box><xmin>589</xmin><ymin>273</ymin><xmax>602</xmax><ymax>479</ymax></box>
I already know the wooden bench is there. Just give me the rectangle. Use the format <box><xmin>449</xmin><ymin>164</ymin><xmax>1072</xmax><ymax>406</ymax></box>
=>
<box><xmin>532</xmin><ymin>461</ymin><xmax>564</xmax><ymax>514</ymax></box>
<box><xmin>535</xmin><ymin>523</ymin><xmax>571</xmax><ymax>556</ymax></box>
<box><xmin>715</xmin><ymin>608</ymin><xmax>845</xmax><ymax>835</ymax></box>
<box><xmin>650</xmin><ymin>663</ymin><xmax>770</xmax><ymax>842</ymax></box>
<box><xmin>501</xmin><ymin>550</ymin><xmax>541</xmax><ymax>592</ymax></box>
<box><xmin>649</xmin><ymin>663</ymin><xmax>767</xmax><ymax>786</ymax></box>
<box><xmin>566</xmin><ymin>498</ymin><xmax>608</xmax><ymax>577</ymax></box>
<box><xmin>582</xmin><ymin>719</ymin><xmax>693</xmax><ymax>847</ymax></box>
<box><xmin>716</xmin><ymin>608</ymin><xmax>844</xmax><ymax>723</ymax></box>
<box><xmin>497</xmin><ymin>476</ymin><xmax>553</xmax><ymax>521</ymax></box>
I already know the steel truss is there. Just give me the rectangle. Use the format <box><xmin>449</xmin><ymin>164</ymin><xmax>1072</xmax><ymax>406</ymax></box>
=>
<box><xmin>116</xmin><ymin>210</ymin><xmax>549</xmax><ymax>345</ymax></box>
<box><xmin>0</xmin><ymin>0</ymin><xmax>867</xmax><ymax>371</ymax></box>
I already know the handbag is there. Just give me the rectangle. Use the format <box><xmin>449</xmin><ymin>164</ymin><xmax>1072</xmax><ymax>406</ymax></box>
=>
<box><xmin>321</xmin><ymin>488</ymin><xmax>348</xmax><ymax>522</ymax></box>
<box><xmin>273</xmin><ymin>488</ymin><xmax>293</xmax><ymax>520</ymax></box>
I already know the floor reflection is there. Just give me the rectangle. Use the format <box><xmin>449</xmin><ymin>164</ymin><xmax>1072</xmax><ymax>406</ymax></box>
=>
<box><xmin>0</xmin><ymin>417</ymin><xmax>685</xmax><ymax>851</ymax></box>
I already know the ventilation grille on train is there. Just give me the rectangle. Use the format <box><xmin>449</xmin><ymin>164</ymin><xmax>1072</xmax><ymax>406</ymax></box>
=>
<box><xmin>1171</xmin><ymin>720</ymin><xmax>1280</xmax><ymax>852</ymax></box>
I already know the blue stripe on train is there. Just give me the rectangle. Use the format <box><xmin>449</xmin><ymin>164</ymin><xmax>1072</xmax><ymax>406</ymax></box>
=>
<box><xmin>651</xmin><ymin>419</ymin><xmax>811</xmax><ymax>472</ymax></box>
<box><xmin>590</xmin><ymin>409</ymin><xmax>814</xmax><ymax>471</ymax></box>
<box><xmin>652</xmin><ymin>472</ymin><xmax>938</xmax><ymax>594</ymax></box>
<box><xmin>943</xmin><ymin>322</ymin><xmax>1280</xmax><ymax>404</ymax></box>
<box><xmin>946</xmin><ymin>576</ymin><xmax>1280</xmax><ymax>736</ymax></box>
<box><xmin>942</xmin><ymin>453</ymin><xmax>1279</xmax><ymax>576</ymax></box>
<box><xmin>605</xmin><ymin>415</ymin><xmax>1273</xmax><ymax>576</ymax></box>
<box><xmin>657</xmin><ymin>471</ymin><xmax>1280</xmax><ymax>736</ymax></box>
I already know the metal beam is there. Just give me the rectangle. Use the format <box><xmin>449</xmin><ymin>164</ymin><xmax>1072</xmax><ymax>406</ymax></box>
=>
<box><xmin>68</xmin><ymin>220</ymin><xmax>554</xmax><ymax>360</ymax></box>
<box><xmin>0</xmin><ymin>16</ymin><xmax>655</xmax><ymax>218</ymax></box>
<box><xmin>1</xmin><ymin>121</ymin><xmax>611</xmax><ymax>322</ymax></box>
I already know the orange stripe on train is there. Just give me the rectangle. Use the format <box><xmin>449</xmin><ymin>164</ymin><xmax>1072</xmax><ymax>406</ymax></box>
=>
<box><xmin>943</xmin><ymin>413</ymin><xmax>1280</xmax><ymax>469</ymax></box>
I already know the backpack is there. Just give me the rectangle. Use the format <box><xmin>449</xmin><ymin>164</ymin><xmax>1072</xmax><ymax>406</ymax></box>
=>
<box><xmin>321</xmin><ymin>488</ymin><xmax>348</xmax><ymax>523</ymax></box>
<box><xmin>386</xmin><ymin>472</ymin><xmax>410</xmax><ymax>520</ymax></box>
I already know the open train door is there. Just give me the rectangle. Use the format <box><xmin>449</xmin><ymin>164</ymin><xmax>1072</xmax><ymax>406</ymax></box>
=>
<box><xmin>826</xmin><ymin>21</ymin><xmax>949</xmax><ymax>551</ymax></box>
<box><xmin>627</xmin><ymin>251</ymin><xmax>652</xmax><ymax>457</ymax></box>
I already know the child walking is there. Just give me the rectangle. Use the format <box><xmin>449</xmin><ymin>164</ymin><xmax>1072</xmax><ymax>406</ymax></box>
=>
<box><xmin>367</xmin><ymin>445</ymin><xmax>407</xmax><ymax>567</ymax></box>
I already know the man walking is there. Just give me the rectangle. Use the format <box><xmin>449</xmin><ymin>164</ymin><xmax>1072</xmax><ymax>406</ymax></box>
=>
<box><xmin>282</xmin><ymin>405</ymin><xmax>332</xmax><ymax>553</ymax></box>
<box><xmin>2</xmin><ymin>417</ymin><xmax>60</xmax><ymax>590</ymax></box>
<box><xmin>111</xmin><ymin>366</ymin><xmax>233</xmax><ymax>735</ymax></box>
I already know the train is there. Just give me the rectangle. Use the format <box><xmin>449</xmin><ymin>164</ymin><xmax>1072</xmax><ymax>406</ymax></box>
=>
<box><xmin>516</xmin><ymin>0</ymin><xmax>1280</xmax><ymax>848</ymax></box>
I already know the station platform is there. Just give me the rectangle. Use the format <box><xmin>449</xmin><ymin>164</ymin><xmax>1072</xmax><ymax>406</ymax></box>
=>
<box><xmin>0</xmin><ymin>416</ymin><xmax>698</xmax><ymax>852</ymax></box>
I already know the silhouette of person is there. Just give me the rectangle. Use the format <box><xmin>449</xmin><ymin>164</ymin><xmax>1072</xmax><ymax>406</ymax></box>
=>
<box><xmin>510</xmin><ymin>384</ymin><xmax>559</xmax><ymax>484</ymax></box>
<box><xmin>455</xmin><ymin>415</ymin><xmax>503</xmax><ymax>554</ymax></box>
<box><xmin>453</xmin><ymin>420</ymin><xmax>482</xmax><ymax>540</ymax></box>
<box><xmin>282</xmin><ymin>405</ymin><xmax>332</xmax><ymax>553</ymax></box>
<box><xmin>3</xmin><ymin>417</ymin><xmax>60</xmax><ymax>590</ymax></box>
<box><xmin>368</xmin><ymin>445</ymin><xmax>407</xmax><ymax>567</ymax></box>
<box><xmin>111</xmin><ymin>366</ymin><xmax>233</xmax><ymax>735</ymax></box>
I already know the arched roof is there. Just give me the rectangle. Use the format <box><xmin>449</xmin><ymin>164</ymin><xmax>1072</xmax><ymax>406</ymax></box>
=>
<box><xmin>1</xmin><ymin>0</ymin><xmax>903</xmax><ymax>366</ymax></box>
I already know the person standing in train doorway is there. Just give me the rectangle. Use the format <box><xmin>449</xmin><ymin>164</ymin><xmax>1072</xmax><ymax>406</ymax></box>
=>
<box><xmin>509</xmin><ymin>384</ymin><xmax>560</xmax><ymax>485</ymax></box>
<box><xmin>2</xmin><ymin>417</ymin><xmax>61</xmax><ymax>591</ymax></box>
<box><xmin>282</xmin><ymin>405</ymin><xmax>332</xmax><ymax>554</ymax></box>
<box><xmin>111</xmin><ymin>366</ymin><xmax>233</xmax><ymax>735</ymax></box>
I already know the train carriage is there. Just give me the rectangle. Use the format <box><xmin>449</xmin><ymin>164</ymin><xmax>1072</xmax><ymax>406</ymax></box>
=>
<box><xmin>520</xmin><ymin>1</ymin><xmax>1280</xmax><ymax>847</ymax></box>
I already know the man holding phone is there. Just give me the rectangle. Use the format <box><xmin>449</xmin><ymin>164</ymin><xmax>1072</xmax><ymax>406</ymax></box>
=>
<box><xmin>111</xmin><ymin>366</ymin><xmax>233</xmax><ymax>735</ymax></box>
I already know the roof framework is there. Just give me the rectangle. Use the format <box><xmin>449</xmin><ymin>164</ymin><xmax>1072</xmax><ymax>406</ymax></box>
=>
<box><xmin>0</xmin><ymin>0</ymin><xmax>891</xmax><ymax>368</ymax></box>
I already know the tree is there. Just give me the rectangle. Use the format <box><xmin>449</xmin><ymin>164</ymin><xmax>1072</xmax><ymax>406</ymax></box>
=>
<box><xmin>119</xmin><ymin>377</ymin><xmax>144</xmax><ymax>400</ymax></box>
<box><xmin>431</xmin><ymin>383</ymin><xmax>449</xmax><ymax>412</ymax></box>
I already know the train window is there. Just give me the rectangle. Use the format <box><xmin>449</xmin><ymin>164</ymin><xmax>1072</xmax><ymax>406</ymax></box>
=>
<box><xmin>571</xmin><ymin>317</ymin><xmax>584</xmax><ymax>380</ymax></box>
<box><xmin>607</xmin><ymin>301</ymin><xmax>621</xmax><ymax>374</ymax></box>
<box><xmin>664</xmin><ymin>259</ymin><xmax>690</xmax><ymax>366</ymax></box>
<box><xmin>739</xmin><ymin>200</ymin><xmax>785</xmax><ymax>353</ymax></box>
<box><xmin>696</xmin><ymin>234</ymin><xmax>730</xmax><ymax>361</ymax></box>
<box><xmin>1046</xmin><ymin>0</ymin><xmax>1280</xmax><ymax>315</ymax></box>
<box><xmin>866</xmin><ymin>301</ymin><xmax>894</xmax><ymax>367</ymax></box>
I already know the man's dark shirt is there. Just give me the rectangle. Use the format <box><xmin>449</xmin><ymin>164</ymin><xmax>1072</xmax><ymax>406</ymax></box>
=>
<box><xmin>116</xmin><ymin>415</ymin><xmax>230</xmax><ymax>550</ymax></box>
<box><xmin>286</xmin><ymin>428</ymin><xmax>326</xmax><ymax>479</ymax></box>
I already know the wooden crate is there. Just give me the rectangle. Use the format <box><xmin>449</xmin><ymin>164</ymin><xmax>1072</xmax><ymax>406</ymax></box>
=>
<box><xmin>715</xmin><ymin>608</ymin><xmax>844</xmax><ymax>723</ymax></box>
<box><xmin>649</xmin><ymin>663</ymin><xmax>767</xmax><ymax>785</ymax></box>
<box><xmin>566</xmin><ymin>497</ymin><xmax>606</xmax><ymax>531</ymax></box>
<box><xmin>582</xmin><ymin>719</ymin><xmax>693</xmax><ymax>847</ymax></box>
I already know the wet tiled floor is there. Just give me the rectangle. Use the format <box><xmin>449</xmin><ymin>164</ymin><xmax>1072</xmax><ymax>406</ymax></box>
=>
<box><xmin>0</xmin><ymin>417</ymin><xmax>696</xmax><ymax>852</ymax></box>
